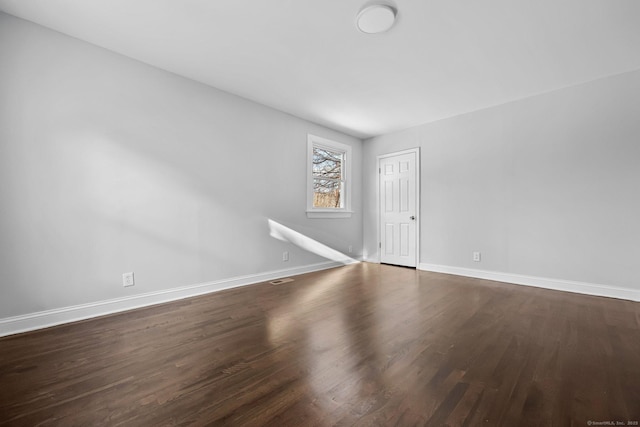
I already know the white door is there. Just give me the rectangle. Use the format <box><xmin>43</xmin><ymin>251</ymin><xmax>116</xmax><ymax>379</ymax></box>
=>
<box><xmin>379</xmin><ymin>150</ymin><xmax>418</xmax><ymax>267</ymax></box>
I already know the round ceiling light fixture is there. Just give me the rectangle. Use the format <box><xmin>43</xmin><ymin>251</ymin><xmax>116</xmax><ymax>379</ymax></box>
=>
<box><xmin>356</xmin><ymin>4</ymin><xmax>397</xmax><ymax>34</ymax></box>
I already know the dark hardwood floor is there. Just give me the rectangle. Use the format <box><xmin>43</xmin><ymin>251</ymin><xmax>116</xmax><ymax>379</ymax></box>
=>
<box><xmin>1</xmin><ymin>263</ymin><xmax>638</xmax><ymax>426</ymax></box>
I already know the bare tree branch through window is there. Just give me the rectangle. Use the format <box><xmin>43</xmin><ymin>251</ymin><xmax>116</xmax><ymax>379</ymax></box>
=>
<box><xmin>312</xmin><ymin>147</ymin><xmax>343</xmax><ymax>208</ymax></box>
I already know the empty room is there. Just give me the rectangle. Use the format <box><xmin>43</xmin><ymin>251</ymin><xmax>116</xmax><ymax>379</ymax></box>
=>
<box><xmin>1</xmin><ymin>1</ymin><xmax>639</xmax><ymax>426</ymax></box>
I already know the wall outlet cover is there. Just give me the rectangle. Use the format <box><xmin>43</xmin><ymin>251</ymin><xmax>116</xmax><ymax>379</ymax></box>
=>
<box><xmin>123</xmin><ymin>272</ymin><xmax>135</xmax><ymax>287</ymax></box>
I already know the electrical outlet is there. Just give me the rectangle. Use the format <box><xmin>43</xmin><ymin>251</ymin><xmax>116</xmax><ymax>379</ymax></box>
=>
<box><xmin>473</xmin><ymin>252</ymin><xmax>481</xmax><ymax>262</ymax></box>
<box><xmin>123</xmin><ymin>272</ymin><xmax>135</xmax><ymax>287</ymax></box>
<box><xmin>282</xmin><ymin>251</ymin><xmax>289</xmax><ymax>262</ymax></box>
<box><xmin>348</xmin><ymin>245</ymin><xmax>353</xmax><ymax>253</ymax></box>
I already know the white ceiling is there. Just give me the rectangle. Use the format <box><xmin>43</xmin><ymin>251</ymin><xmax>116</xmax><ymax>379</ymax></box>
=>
<box><xmin>1</xmin><ymin>0</ymin><xmax>640</xmax><ymax>139</ymax></box>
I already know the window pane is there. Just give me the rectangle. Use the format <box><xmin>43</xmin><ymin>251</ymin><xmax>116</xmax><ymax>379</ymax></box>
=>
<box><xmin>313</xmin><ymin>147</ymin><xmax>343</xmax><ymax>180</ymax></box>
<box><xmin>313</xmin><ymin>178</ymin><xmax>343</xmax><ymax>208</ymax></box>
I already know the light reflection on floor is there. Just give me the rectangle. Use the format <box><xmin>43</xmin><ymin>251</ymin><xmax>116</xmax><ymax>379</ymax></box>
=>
<box><xmin>264</xmin><ymin>262</ymin><xmax>419</xmax><ymax>419</ymax></box>
<box><xmin>265</xmin><ymin>224</ymin><xmax>429</xmax><ymax>418</ymax></box>
<box><xmin>266</xmin><ymin>266</ymin><xmax>348</xmax><ymax>345</ymax></box>
<box><xmin>265</xmin><ymin>265</ymin><xmax>363</xmax><ymax>416</ymax></box>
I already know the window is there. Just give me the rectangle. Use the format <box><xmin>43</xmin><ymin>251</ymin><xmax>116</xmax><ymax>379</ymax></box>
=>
<box><xmin>307</xmin><ymin>135</ymin><xmax>352</xmax><ymax>218</ymax></box>
<box><xmin>313</xmin><ymin>146</ymin><xmax>344</xmax><ymax>208</ymax></box>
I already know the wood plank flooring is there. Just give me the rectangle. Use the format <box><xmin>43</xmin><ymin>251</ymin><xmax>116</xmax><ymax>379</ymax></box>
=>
<box><xmin>1</xmin><ymin>263</ymin><xmax>639</xmax><ymax>426</ymax></box>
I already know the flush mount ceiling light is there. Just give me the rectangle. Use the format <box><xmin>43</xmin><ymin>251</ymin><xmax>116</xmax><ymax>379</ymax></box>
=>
<box><xmin>356</xmin><ymin>4</ymin><xmax>397</xmax><ymax>34</ymax></box>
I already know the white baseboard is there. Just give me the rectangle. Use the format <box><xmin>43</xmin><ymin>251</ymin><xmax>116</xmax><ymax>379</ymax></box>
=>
<box><xmin>0</xmin><ymin>261</ymin><xmax>343</xmax><ymax>338</ymax></box>
<box><xmin>418</xmin><ymin>263</ymin><xmax>639</xmax><ymax>302</ymax></box>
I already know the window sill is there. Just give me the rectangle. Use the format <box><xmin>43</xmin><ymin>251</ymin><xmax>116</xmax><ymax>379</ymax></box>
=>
<box><xmin>306</xmin><ymin>210</ymin><xmax>353</xmax><ymax>219</ymax></box>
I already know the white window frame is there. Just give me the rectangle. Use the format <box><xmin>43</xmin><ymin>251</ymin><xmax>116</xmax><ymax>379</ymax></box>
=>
<box><xmin>307</xmin><ymin>134</ymin><xmax>353</xmax><ymax>218</ymax></box>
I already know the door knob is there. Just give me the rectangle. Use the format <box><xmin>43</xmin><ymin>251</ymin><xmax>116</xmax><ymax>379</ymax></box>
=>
<box><xmin>410</xmin><ymin>215</ymin><xmax>415</xmax><ymax>220</ymax></box>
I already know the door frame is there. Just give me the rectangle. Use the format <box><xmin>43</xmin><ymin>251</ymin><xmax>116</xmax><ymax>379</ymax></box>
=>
<box><xmin>376</xmin><ymin>147</ymin><xmax>420</xmax><ymax>266</ymax></box>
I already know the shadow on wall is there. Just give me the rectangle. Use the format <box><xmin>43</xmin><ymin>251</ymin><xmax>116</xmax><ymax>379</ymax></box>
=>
<box><xmin>268</xmin><ymin>219</ymin><xmax>359</xmax><ymax>265</ymax></box>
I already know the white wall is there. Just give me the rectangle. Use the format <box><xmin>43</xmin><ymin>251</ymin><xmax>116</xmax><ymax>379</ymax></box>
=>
<box><xmin>0</xmin><ymin>13</ymin><xmax>362</xmax><ymax>319</ymax></box>
<box><xmin>363</xmin><ymin>69</ymin><xmax>640</xmax><ymax>293</ymax></box>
